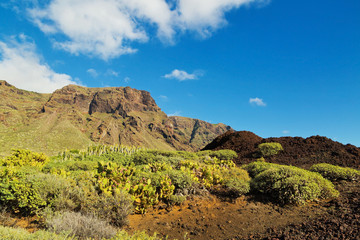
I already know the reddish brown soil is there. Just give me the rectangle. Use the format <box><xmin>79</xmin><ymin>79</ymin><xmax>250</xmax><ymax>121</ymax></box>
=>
<box><xmin>0</xmin><ymin>213</ymin><xmax>39</xmax><ymax>233</ymax></box>
<box><xmin>203</xmin><ymin>131</ymin><xmax>360</xmax><ymax>169</ymax></box>
<box><xmin>125</xmin><ymin>195</ymin><xmax>330</xmax><ymax>240</ymax></box>
<box><xmin>126</xmin><ymin>180</ymin><xmax>360</xmax><ymax>240</ymax></box>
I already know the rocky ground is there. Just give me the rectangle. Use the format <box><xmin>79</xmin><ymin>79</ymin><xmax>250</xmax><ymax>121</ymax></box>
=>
<box><xmin>125</xmin><ymin>180</ymin><xmax>360</xmax><ymax>240</ymax></box>
<box><xmin>2</xmin><ymin>178</ymin><xmax>358</xmax><ymax>240</ymax></box>
<box><xmin>248</xmin><ymin>180</ymin><xmax>360</xmax><ymax>240</ymax></box>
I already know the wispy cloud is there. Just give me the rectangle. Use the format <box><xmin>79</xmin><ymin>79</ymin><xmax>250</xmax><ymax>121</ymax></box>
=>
<box><xmin>0</xmin><ymin>34</ymin><xmax>76</xmax><ymax>93</ymax></box>
<box><xmin>87</xmin><ymin>68</ymin><xmax>98</xmax><ymax>78</ymax></box>
<box><xmin>168</xmin><ymin>110</ymin><xmax>181</xmax><ymax>117</ymax></box>
<box><xmin>249</xmin><ymin>97</ymin><xmax>266</xmax><ymax>107</ymax></box>
<box><xmin>106</xmin><ymin>69</ymin><xmax>119</xmax><ymax>77</ymax></box>
<box><xmin>282</xmin><ymin>130</ymin><xmax>290</xmax><ymax>134</ymax></box>
<box><xmin>159</xmin><ymin>95</ymin><xmax>169</xmax><ymax>101</ymax></box>
<box><xmin>164</xmin><ymin>69</ymin><xmax>203</xmax><ymax>81</ymax></box>
<box><xmin>124</xmin><ymin>77</ymin><xmax>131</xmax><ymax>83</ymax></box>
<box><xmin>25</xmin><ymin>0</ymin><xmax>264</xmax><ymax>59</ymax></box>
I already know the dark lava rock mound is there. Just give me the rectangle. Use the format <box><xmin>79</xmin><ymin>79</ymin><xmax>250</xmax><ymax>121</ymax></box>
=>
<box><xmin>203</xmin><ymin>130</ymin><xmax>360</xmax><ymax>169</ymax></box>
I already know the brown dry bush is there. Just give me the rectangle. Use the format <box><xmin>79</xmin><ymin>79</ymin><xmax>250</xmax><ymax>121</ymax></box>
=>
<box><xmin>46</xmin><ymin>211</ymin><xmax>117</xmax><ymax>239</ymax></box>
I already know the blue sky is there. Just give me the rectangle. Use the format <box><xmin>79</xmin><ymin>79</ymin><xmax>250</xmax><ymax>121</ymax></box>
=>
<box><xmin>0</xmin><ymin>0</ymin><xmax>359</xmax><ymax>146</ymax></box>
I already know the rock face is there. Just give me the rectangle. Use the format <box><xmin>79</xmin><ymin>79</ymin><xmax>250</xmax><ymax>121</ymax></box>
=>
<box><xmin>203</xmin><ymin>130</ymin><xmax>360</xmax><ymax>169</ymax></box>
<box><xmin>0</xmin><ymin>82</ymin><xmax>231</xmax><ymax>156</ymax></box>
<box><xmin>43</xmin><ymin>85</ymin><xmax>161</xmax><ymax>115</ymax></box>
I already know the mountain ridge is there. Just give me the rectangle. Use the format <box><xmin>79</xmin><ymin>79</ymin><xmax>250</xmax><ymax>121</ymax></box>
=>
<box><xmin>0</xmin><ymin>81</ymin><xmax>231</xmax><ymax>156</ymax></box>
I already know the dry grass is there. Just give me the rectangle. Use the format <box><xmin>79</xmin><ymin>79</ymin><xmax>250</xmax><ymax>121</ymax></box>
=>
<box><xmin>46</xmin><ymin>211</ymin><xmax>117</xmax><ymax>240</ymax></box>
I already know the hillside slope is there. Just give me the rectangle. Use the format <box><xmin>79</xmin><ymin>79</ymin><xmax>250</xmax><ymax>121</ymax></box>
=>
<box><xmin>203</xmin><ymin>130</ymin><xmax>360</xmax><ymax>168</ymax></box>
<box><xmin>0</xmin><ymin>81</ymin><xmax>231</xmax><ymax>156</ymax></box>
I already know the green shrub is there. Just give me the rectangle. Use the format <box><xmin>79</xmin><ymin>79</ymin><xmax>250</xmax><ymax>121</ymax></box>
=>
<box><xmin>166</xmin><ymin>169</ymin><xmax>194</xmax><ymax>191</ymax></box>
<box><xmin>96</xmin><ymin>153</ymin><xmax>132</xmax><ymax>166</ymax></box>
<box><xmin>131</xmin><ymin>149</ymin><xmax>197</xmax><ymax>166</ymax></box>
<box><xmin>46</xmin><ymin>211</ymin><xmax>117</xmax><ymax>239</ymax></box>
<box><xmin>251</xmin><ymin>165</ymin><xmax>339</xmax><ymax>205</ymax></box>
<box><xmin>0</xmin><ymin>226</ymin><xmax>164</xmax><ymax>240</ymax></box>
<box><xmin>146</xmin><ymin>149</ymin><xmax>198</xmax><ymax>160</ymax></box>
<box><xmin>112</xmin><ymin>230</ymin><xmax>162</xmax><ymax>240</ymax></box>
<box><xmin>242</xmin><ymin>161</ymin><xmax>280</xmax><ymax>178</ymax></box>
<box><xmin>0</xmin><ymin>166</ymin><xmax>80</xmax><ymax>215</ymax></box>
<box><xmin>1</xmin><ymin>149</ymin><xmax>49</xmax><ymax>168</ymax></box>
<box><xmin>148</xmin><ymin>162</ymin><xmax>173</xmax><ymax>173</ymax></box>
<box><xmin>163</xmin><ymin>156</ymin><xmax>184</xmax><ymax>166</ymax></box>
<box><xmin>130</xmin><ymin>178</ymin><xmax>159</xmax><ymax>214</ymax></box>
<box><xmin>131</xmin><ymin>151</ymin><xmax>157</xmax><ymax>165</ymax></box>
<box><xmin>0</xmin><ymin>225</ymin><xmax>71</xmax><ymax>240</ymax></box>
<box><xmin>95</xmin><ymin>190</ymin><xmax>134</xmax><ymax>227</ymax></box>
<box><xmin>169</xmin><ymin>194</ymin><xmax>186</xmax><ymax>205</ymax></box>
<box><xmin>197</xmin><ymin>150</ymin><xmax>238</xmax><ymax>160</ymax></box>
<box><xmin>203</xmin><ymin>157</ymin><xmax>235</xmax><ymax>168</ymax></box>
<box><xmin>224</xmin><ymin>178</ymin><xmax>250</xmax><ymax>197</ymax></box>
<box><xmin>173</xmin><ymin>151</ymin><xmax>198</xmax><ymax>159</ymax></box>
<box><xmin>215</xmin><ymin>168</ymin><xmax>251</xmax><ymax>197</ymax></box>
<box><xmin>310</xmin><ymin>163</ymin><xmax>360</xmax><ymax>181</ymax></box>
<box><xmin>24</xmin><ymin>173</ymin><xmax>74</xmax><ymax>210</ymax></box>
<box><xmin>222</xmin><ymin>167</ymin><xmax>251</xmax><ymax>182</ymax></box>
<box><xmin>48</xmin><ymin>172</ymin><xmax>133</xmax><ymax>227</ymax></box>
<box><xmin>131</xmin><ymin>171</ymin><xmax>163</xmax><ymax>188</ymax></box>
<box><xmin>148</xmin><ymin>155</ymin><xmax>185</xmax><ymax>167</ymax></box>
<box><xmin>43</xmin><ymin>160</ymin><xmax>98</xmax><ymax>173</ymax></box>
<box><xmin>74</xmin><ymin>171</ymin><xmax>133</xmax><ymax>226</ymax></box>
<box><xmin>0</xmin><ymin>167</ymin><xmax>47</xmax><ymax>214</ymax></box>
<box><xmin>257</xmin><ymin>142</ymin><xmax>283</xmax><ymax>157</ymax></box>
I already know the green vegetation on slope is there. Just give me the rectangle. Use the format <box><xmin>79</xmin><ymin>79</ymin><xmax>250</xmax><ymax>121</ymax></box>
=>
<box><xmin>257</xmin><ymin>142</ymin><xmax>284</xmax><ymax>157</ymax></box>
<box><xmin>0</xmin><ymin>82</ymin><xmax>231</xmax><ymax>157</ymax></box>
<box><xmin>310</xmin><ymin>163</ymin><xmax>360</xmax><ymax>181</ymax></box>
<box><xmin>0</xmin><ymin>145</ymin><xmax>353</xmax><ymax>239</ymax></box>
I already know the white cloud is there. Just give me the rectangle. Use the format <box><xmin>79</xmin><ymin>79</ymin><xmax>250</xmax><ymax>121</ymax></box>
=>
<box><xmin>164</xmin><ymin>69</ymin><xmax>202</xmax><ymax>81</ymax></box>
<box><xmin>0</xmin><ymin>35</ymin><xmax>76</xmax><ymax>93</ymax></box>
<box><xmin>124</xmin><ymin>77</ymin><xmax>131</xmax><ymax>83</ymax></box>
<box><xmin>249</xmin><ymin>97</ymin><xmax>266</xmax><ymax>106</ymax></box>
<box><xmin>27</xmin><ymin>0</ymin><xmax>263</xmax><ymax>59</ymax></box>
<box><xmin>159</xmin><ymin>95</ymin><xmax>168</xmax><ymax>101</ymax></box>
<box><xmin>176</xmin><ymin>0</ymin><xmax>256</xmax><ymax>37</ymax></box>
<box><xmin>87</xmin><ymin>68</ymin><xmax>98</xmax><ymax>78</ymax></box>
<box><xmin>28</xmin><ymin>0</ymin><xmax>148</xmax><ymax>60</ymax></box>
<box><xmin>106</xmin><ymin>69</ymin><xmax>119</xmax><ymax>77</ymax></box>
<box><xmin>168</xmin><ymin>110</ymin><xmax>182</xmax><ymax>117</ymax></box>
<box><xmin>282</xmin><ymin>130</ymin><xmax>290</xmax><ymax>134</ymax></box>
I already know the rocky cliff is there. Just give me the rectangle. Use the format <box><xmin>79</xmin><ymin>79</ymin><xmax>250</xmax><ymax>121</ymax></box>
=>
<box><xmin>0</xmin><ymin>81</ymin><xmax>231</xmax><ymax>156</ymax></box>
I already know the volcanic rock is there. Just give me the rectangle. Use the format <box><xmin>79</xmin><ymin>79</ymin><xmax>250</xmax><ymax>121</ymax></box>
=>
<box><xmin>203</xmin><ymin>131</ymin><xmax>360</xmax><ymax>168</ymax></box>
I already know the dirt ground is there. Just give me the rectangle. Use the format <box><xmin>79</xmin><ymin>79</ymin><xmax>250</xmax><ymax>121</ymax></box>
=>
<box><xmin>125</xmin><ymin>180</ymin><xmax>359</xmax><ymax>240</ymax></box>
<box><xmin>0</xmin><ymin>181</ymin><xmax>358</xmax><ymax>240</ymax></box>
<box><xmin>126</xmin><ymin>194</ymin><xmax>331</xmax><ymax>239</ymax></box>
